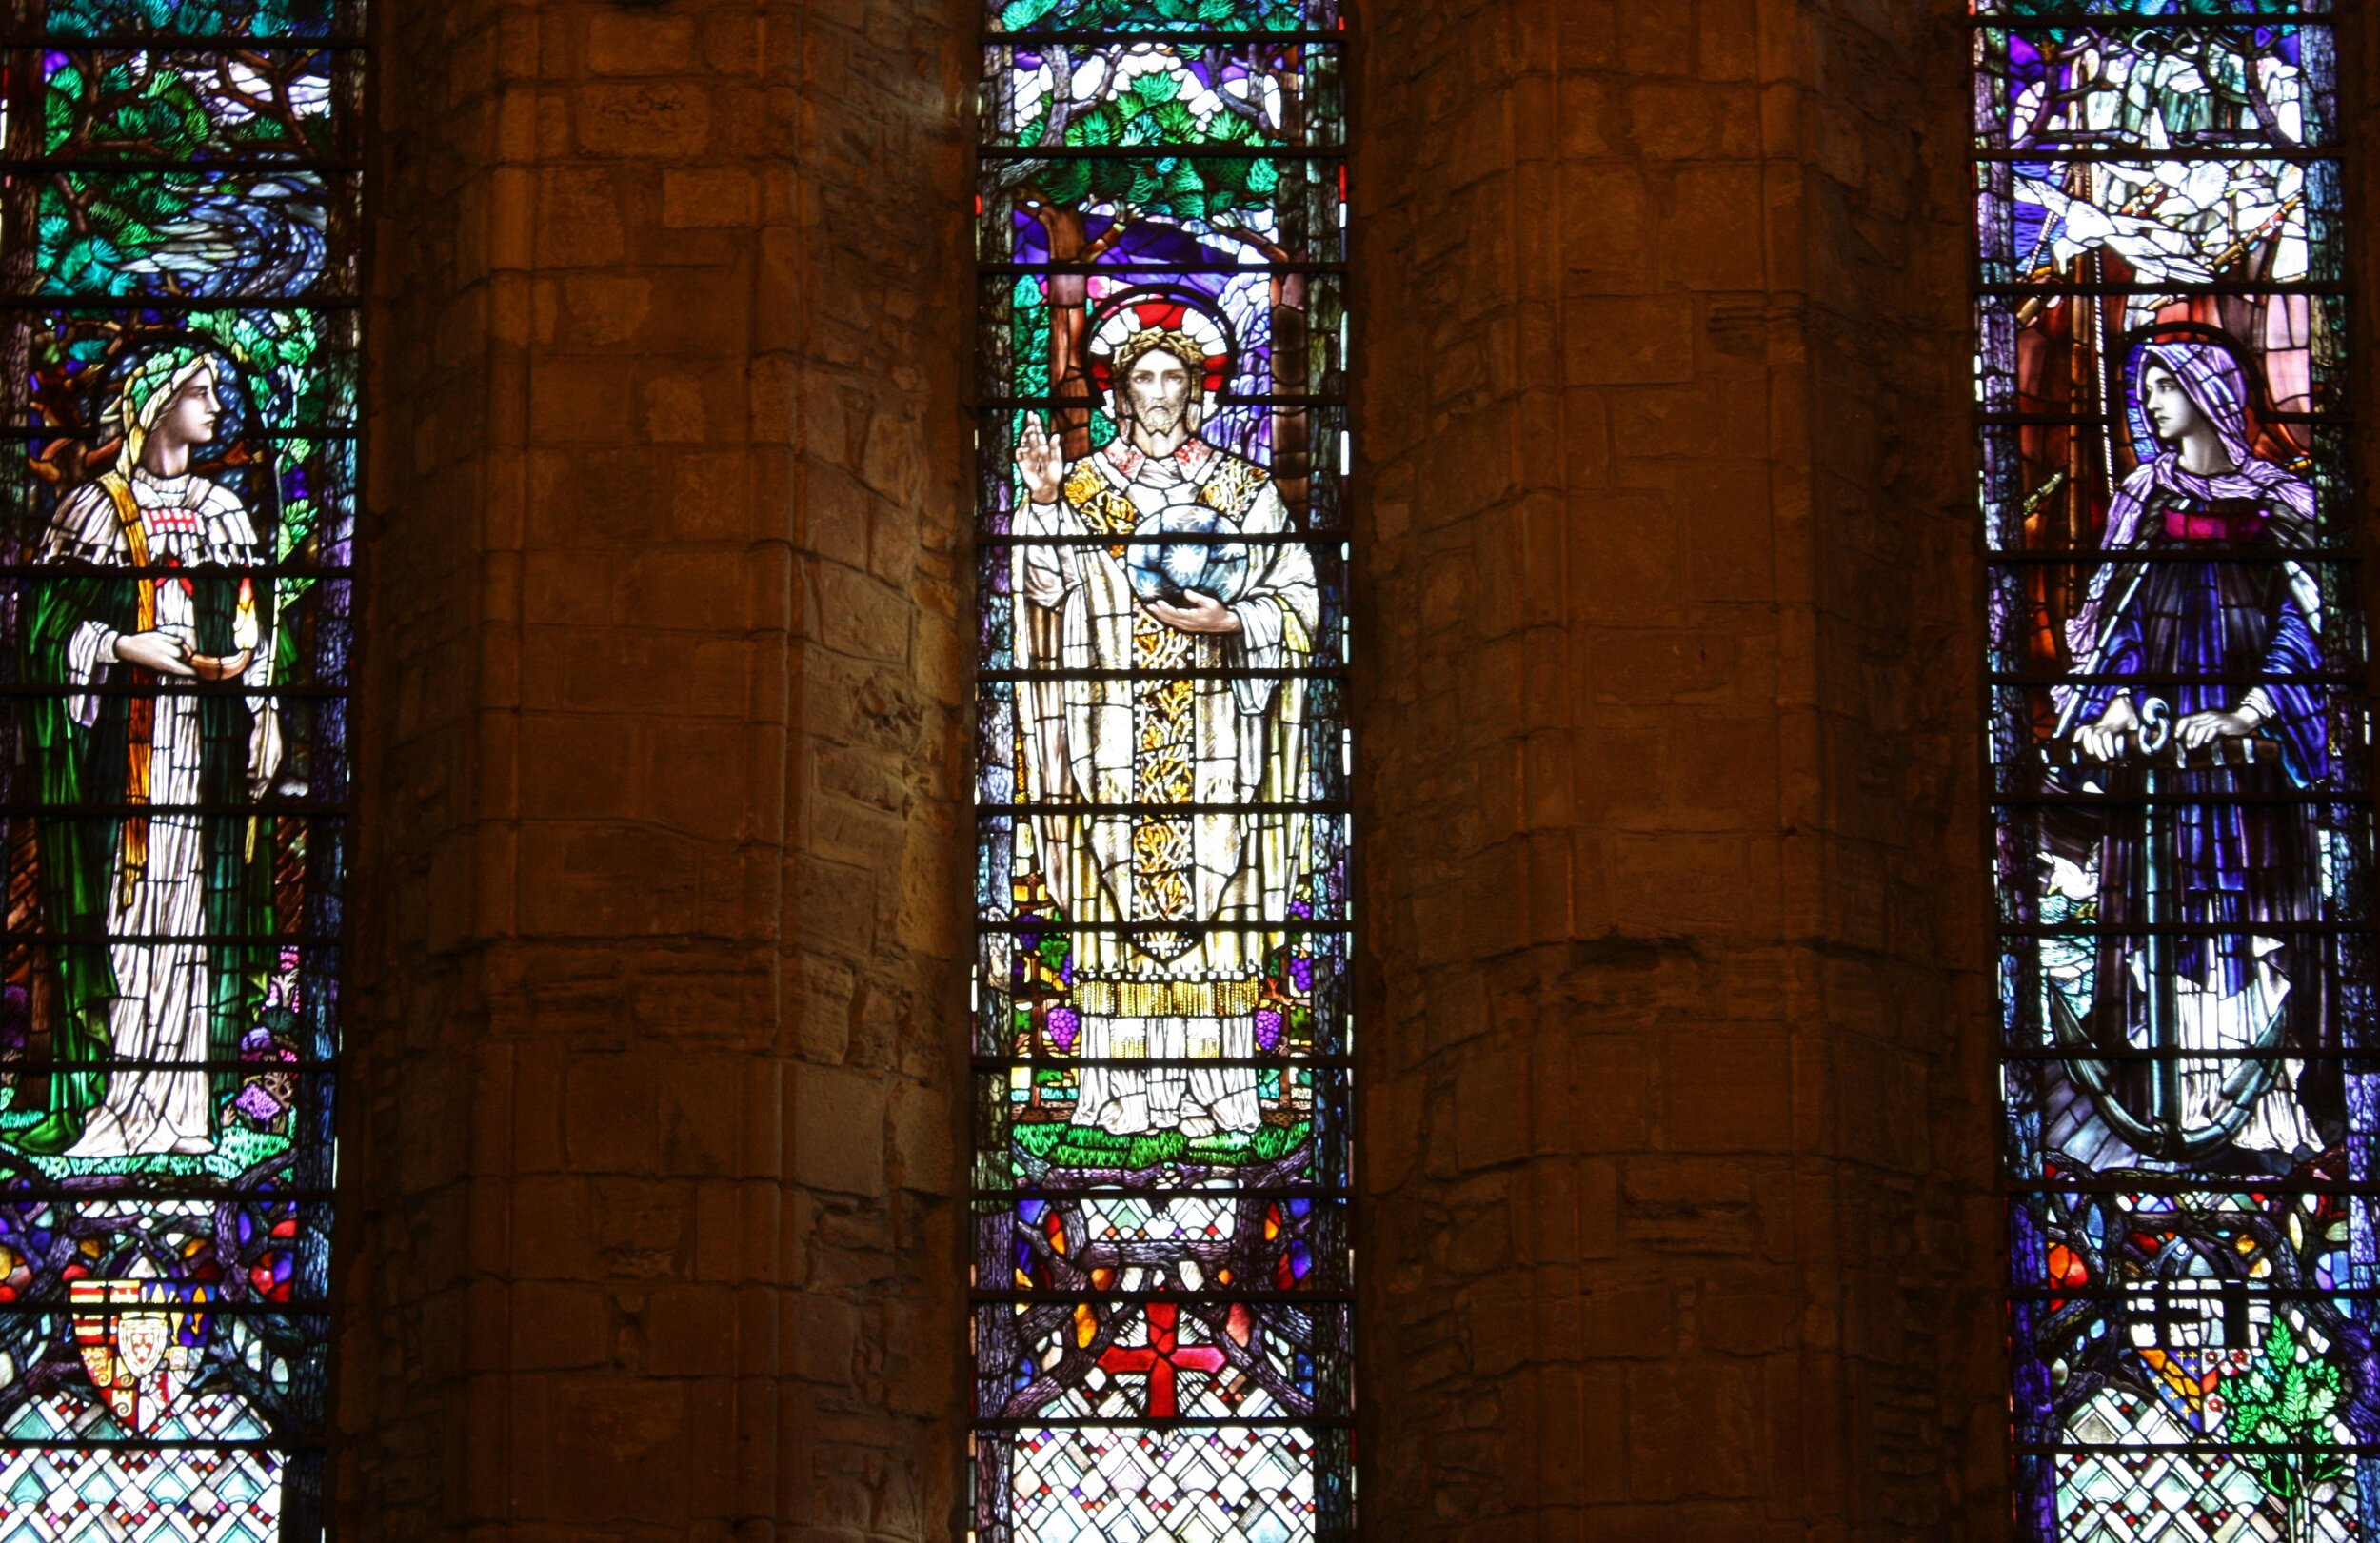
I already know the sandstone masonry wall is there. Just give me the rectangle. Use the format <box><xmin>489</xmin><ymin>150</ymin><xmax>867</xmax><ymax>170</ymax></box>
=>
<box><xmin>1353</xmin><ymin>3</ymin><xmax>2002</xmax><ymax>1536</ymax></box>
<box><xmin>347</xmin><ymin>1</ymin><xmax>972</xmax><ymax>1535</ymax></box>
<box><xmin>331</xmin><ymin>0</ymin><xmax>2380</xmax><ymax>1537</ymax></box>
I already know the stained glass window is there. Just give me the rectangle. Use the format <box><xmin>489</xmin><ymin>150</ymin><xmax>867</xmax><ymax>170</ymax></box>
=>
<box><xmin>0</xmin><ymin>0</ymin><xmax>358</xmax><ymax>1535</ymax></box>
<box><xmin>1973</xmin><ymin>5</ymin><xmax>2378</xmax><ymax>1538</ymax></box>
<box><xmin>971</xmin><ymin>2</ymin><xmax>1350</xmax><ymax>1539</ymax></box>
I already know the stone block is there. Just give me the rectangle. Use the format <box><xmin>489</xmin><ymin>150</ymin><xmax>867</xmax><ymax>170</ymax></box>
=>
<box><xmin>794</xmin><ymin>1066</ymin><xmax>888</xmax><ymax>1197</ymax></box>
<box><xmin>575</xmin><ymin>83</ymin><xmax>714</xmax><ymax>159</ymax></box>
<box><xmin>643</xmin><ymin>1283</ymin><xmax>740</xmax><ymax>1376</ymax></box>
<box><xmin>564</xmin><ymin>1053</ymin><xmax>662</xmax><ymax>1172</ymax></box>
<box><xmin>663</xmin><ymin>168</ymin><xmax>762</xmax><ymax>228</ymax></box>
<box><xmin>508</xmin><ymin>1282</ymin><xmax>612</xmax><ymax>1371</ymax></box>
<box><xmin>1627</xmin><ymin>1358</ymin><xmax>1764</xmax><ymax>1499</ymax></box>
<box><xmin>586</xmin><ymin>12</ymin><xmax>698</xmax><ymax>76</ymax></box>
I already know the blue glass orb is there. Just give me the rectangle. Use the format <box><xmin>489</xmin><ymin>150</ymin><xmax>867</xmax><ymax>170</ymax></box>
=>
<box><xmin>1124</xmin><ymin>506</ymin><xmax>1251</xmax><ymax>607</ymax></box>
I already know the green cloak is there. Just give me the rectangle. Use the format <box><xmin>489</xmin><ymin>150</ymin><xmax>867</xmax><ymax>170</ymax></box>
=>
<box><xmin>9</xmin><ymin>479</ymin><xmax>278</xmax><ymax>1154</ymax></box>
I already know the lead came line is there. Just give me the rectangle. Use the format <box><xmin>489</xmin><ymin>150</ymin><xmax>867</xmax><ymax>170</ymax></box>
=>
<box><xmin>974</xmin><ymin>4</ymin><xmax>1355</xmax><ymax>1536</ymax></box>
<box><xmin>1973</xmin><ymin>9</ymin><xmax>2376</xmax><ymax>1539</ymax></box>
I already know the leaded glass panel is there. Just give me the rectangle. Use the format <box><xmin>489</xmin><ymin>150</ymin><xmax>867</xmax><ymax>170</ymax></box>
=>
<box><xmin>1973</xmin><ymin>6</ymin><xmax>2376</xmax><ymax>1539</ymax></box>
<box><xmin>973</xmin><ymin>5</ymin><xmax>1351</xmax><ymax>1539</ymax></box>
<box><xmin>0</xmin><ymin>2</ymin><xmax>358</xmax><ymax>1535</ymax></box>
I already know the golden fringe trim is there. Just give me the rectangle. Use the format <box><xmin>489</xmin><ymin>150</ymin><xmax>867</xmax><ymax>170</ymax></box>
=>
<box><xmin>1074</xmin><ymin>978</ymin><xmax>1263</xmax><ymax>1019</ymax></box>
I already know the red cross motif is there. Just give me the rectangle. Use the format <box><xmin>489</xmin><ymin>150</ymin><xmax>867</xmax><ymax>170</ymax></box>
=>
<box><xmin>1097</xmin><ymin>1303</ymin><xmax>1226</xmax><ymax>1418</ymax></box>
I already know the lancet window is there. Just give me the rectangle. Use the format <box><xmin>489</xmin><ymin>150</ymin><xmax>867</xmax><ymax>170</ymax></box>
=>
<box><xmin>0</xmin><ymin>1</ymin><xmax>359</xmax><ymax>1535</ymax></box>
<box><xmin>972</xmin><ymin>2</ymin><xmax>1352</xmax><ymax>1537</ymax></box>
<box><xmin>1974</xmin><ymin>6</ymin><xmax>2376</xmax><ymax>1537</ymax></box>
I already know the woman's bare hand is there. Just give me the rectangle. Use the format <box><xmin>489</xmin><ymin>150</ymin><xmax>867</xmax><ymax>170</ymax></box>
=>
<box><xmin>112</xmin><ymin>630</ymin><xmax>196</xmax><ymax>677</ymax></box>
<box><xmin>2177</xmin><ymin>709</ymin><xmax>2255</xmax><ymax>749</ymax></box>
<box><xmin>2073</xmin><ymin>695</ymin><xmax>2139</xmax><ymax>762</ymax></box>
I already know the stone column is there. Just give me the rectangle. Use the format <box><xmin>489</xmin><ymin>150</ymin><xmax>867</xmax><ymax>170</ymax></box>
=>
<box><xmin>1354</xmin><ymin>1</ymin><xmax>2003</xmax><ymax>1535</ymax></box>
<box><xmin>346</xmin><ymin>0</ymin><xmax>971</xmax><ymax>1534</ymax></box>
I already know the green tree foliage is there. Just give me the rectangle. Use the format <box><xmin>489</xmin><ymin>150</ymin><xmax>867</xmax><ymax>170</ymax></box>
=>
<box><xmin>2224</xmin><ymin>1317</ymin><xmax>2350</xmax><ymax>1539</ymax></box>
<box><xmin>1017</xmin><ymin>1119</ymin><xmax>1311</xmax><ymax>1172</ymax></box>
<box><xmin>49</xmin><ymin>0</ymin><xmax>331</xmax><ymax>36</ymax></box>
<box><xmin>1014</xmin><ymin>83</ymin><xmax>1278</xmax><ymax>227</ymax></box>
<box><xmin>48</xmin><ymin>51</ymin><xmax>327</xmax><ymax>159</ymax></box>
<box><xmin>997</xmin><ymin>0</ymin><xmax>1309</xmax><ymax>33</ymax></box>
<box><xmin>38</xmin><ymin>43</ymin><xmax>332</xmax><ymax>299</ymax></box>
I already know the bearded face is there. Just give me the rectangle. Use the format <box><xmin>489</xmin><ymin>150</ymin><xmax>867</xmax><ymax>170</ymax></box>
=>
<box><xmin>1120</xmin><ymin>347</ymin><xmax>1199</xmax><ymax>439</ymax></box>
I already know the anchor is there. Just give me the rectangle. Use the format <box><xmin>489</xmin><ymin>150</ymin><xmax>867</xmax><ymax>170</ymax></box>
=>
<box><xmin>2049</xmin><ymin>696</ymin><xmax>2291</xmax><ymax>1161</ymax></box>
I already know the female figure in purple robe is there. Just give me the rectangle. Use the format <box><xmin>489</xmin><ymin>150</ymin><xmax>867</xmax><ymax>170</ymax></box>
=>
<box><xmin>2058</xmin><ymin>339</ymin><xmax>2331</xmax><ymax>1160</ymax></box>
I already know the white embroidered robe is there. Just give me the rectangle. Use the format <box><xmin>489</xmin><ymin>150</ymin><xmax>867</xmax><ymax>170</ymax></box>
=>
<box><xmin>48</xmin><ymin>469</ymin><xmax>277</xmax><ymax>1157</ymax></box>
<box><xmin>1012</xmin><ymin>438</ymin><xmax>1319</xmax><ymax>1137</ymax></box>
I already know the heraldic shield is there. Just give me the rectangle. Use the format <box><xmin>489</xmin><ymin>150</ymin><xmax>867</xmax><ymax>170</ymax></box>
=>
<box><xmin>70</xmin><ymin>1277</ymin><xmax>213</xmax><ymax>1432</ymax></box>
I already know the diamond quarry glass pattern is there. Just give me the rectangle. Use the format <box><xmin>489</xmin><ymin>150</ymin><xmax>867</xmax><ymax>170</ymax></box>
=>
<box><xmin>972</xmin><ymin>4</ymin><xmax>1351</xmax><ymax>1539</ymax></box>
<box><xmin>0</xmin><ymin>1</ymin><xmax>359</xmax><ymax>1535</ymax></box>
<box><xmin>1973</xmin><ymin>5</ymin><xmax>2380</xmax><ymax>1540</ymax></box>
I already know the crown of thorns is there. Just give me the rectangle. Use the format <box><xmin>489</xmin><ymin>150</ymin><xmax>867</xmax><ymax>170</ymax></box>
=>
<box><xmin>1086</xmin><ymin>294</ymin><xmax>1233</xmax><ymax>400</ymax></box>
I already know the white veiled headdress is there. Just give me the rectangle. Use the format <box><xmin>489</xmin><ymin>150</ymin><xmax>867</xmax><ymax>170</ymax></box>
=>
<box><xmin>113</xmin><ymin>351</ymin><xmax>217</xmax><ymax>477</ymax></box>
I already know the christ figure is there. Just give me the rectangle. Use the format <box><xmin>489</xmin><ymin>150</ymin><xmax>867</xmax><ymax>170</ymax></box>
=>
<box><xmin>10</xmin><ymin>349</ymin><xmax>281</xmax><ymax>1157</ymax></box>
<box><xmin>1011</xmin><ymin>317</ymin><xmax>1319</xmax><ymax>1137</ymax></box>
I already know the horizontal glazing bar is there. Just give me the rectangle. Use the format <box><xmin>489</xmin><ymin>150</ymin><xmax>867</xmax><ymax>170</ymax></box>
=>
<box><xmin>0</xmin><ymin>684</ymin><xmax>356</xmax><ymax>700</ymax></box>
<box><xmin>971</xmin><ymin>1414</ymin><xmax>1353</xmax><ymax>1430</ymax></box>
<box><xmin>0</xmin><ymin>803</ymin><xmax>350</xmax><ymax>817</ymax></box>
<box><xmin>973</xmin><ymin>1185</ymin><xmax>1349</xmax><ymax>1201</ymax></box>
<box><xmin>982</xmin><ymin>261</ymin><xmax>1341</xmax><ymax>275</ymax></box>
<box><xmin>0</xmin><ymin>1439</ymin><xmax>325</xmax><ymax>1454</ymax></box>
<box><xmin>990</xmin><ymin>30</ymin><xmax>1347</xmax><ymax>43</ymax></box>
<box><xmin>983</xmin><ymin>394</ymin><xmax>1345</xmax><ymax>408</ymax></box>
<box><xmin>2007</xmin><ymin>1286</ymin><xmax>2380</xmax><ymax>1301</ymax></box>
<box><xmin>2000</xmin><ymin>1046</ymin><xmax>2380</xmax><ymax>1062</ymax></box>
<box><xmin>980</xmin><ymin>800</ymin><xmax>1349</xmax><ymax>814</ymax></box>
<box><xmin>0</xmin><ymin>1185</ymin><xmax>335</xmax><ymax>1202</ymax></box>
<box><xmin>977</xmin><ymin>1289</ymin><xmax>1348</xmax><ymax>1303</ymax></box>
<box><xmin>1969</xmin><ymin>12</ymin><xmax>2329</xmax><ymax>28</ymax></box>
<box><xmin>979</xmin><ymin>919</ymin><xmax>1349</xmax><ymax>935</ymax></box>
<box><xmin>0</xmin><ymin>429</ymin><xmax>362</xmax><ymax>442</ymax></box>
<box><xmin>0</xmin><ymin>33</ymin><xmax>359</xmax><ymax>47</ymax></box>
<box><xmin>2000</xmin><ymin>921</ymin><xmax>2374</xmax><ymax>937</ymax></box>
<box><xmin>1993</xmin><ymin>670</ymin><xmax>2359</xmax><ymax>685</ymax></box>
<box><xmin>2006</xmin><ymin>1178</ymin><xmax>2380</xmax><ymax>1196</ymax></box>
<box><xmin>1973</xmin><ymin>146</ymin><xmax>2339</xmax><ymax>162</ymax></box>
<box><xmin>0</xmin><ymin>1298</ymin><xmax>330</xmax><ymax>1315</ymax></box>
<box><xmin>2016</xmin><ymin>1444</ymin><xmax>2380</xmax><ymax>1460</ymax></box>
<box><xmin>0</xmin><ymin>156</ymin><xmax>360</xmax><ymax>173</ymax></box>
<box><xmin>1983</xmin><ymin>548</ymin><xmax>2359</xmax><ymax>563</ymax></box>
<box><xmin>0</xmin><ymin>1058</ymin><xmax>338</xmax><ymax>1073</ymax></box>
<box><xmin>982</xmin><ymin>144</ymin><xmax>1341</xmax><ymax>161</ymax></box>
<box><xmin>980</xmin><ymin>667</ymin><xmax>1346</xmax><ymax>683</ymax></box>
<box><xmin>0</xmin><ymin>566</ymin><xmax>358</xmax><ymax>580</ymax></box>
<box><xmin>1979</xmin><ymin>281</ymin><xmax>2348</xmax><ymax>296</ymax></box>
<box><xmin>0</xmin><ymin>931</ymin><xmax>344</xmax><ymax>945</ymax></box>
<box><xmin>1978</xmin><ymin>412</ymin><xmax>2344</xmax><ymax>426</ymax></box>
<box><xmin>982</xmin><ymin>1057</ymin><xmax>1353</xmax><ymax>1070</ymax></box>
<box><xmin>1995</xmin><ymin>790</ymin><xmax>2374</xmax><ymax>806</ymax></box>
<box><xmin>0</xmin><ymin>294</ymin><xmax>360</xmax><ymax>312</ymax></box>
<box><xmin>978</xmin><ymin>531</ymin><xmax>1343</xmax><ymax>547</ymax></box>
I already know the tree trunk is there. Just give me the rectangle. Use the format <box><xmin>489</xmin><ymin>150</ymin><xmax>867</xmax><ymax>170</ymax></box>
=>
<box><xmin>1271</xmin><ymin>270</ymin><xmax>1309</xmax><ymax>520</ymax></box>
<box><xmin>3</xmin><ymin>0</ymin><xmax>46</xmax><ymax>460</ymax></box>
<box><xmin>1032</xmin><ymin>203</ymin><xmax>1099</xmax><ymax>461</ymax></box>
<box><xmin>1269</xmin><ymin>57</ymin><xmax>1312</xmax><ymax>520</ymax></box>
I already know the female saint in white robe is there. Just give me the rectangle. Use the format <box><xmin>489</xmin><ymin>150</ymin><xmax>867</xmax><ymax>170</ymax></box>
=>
<box><xmin>11</xmin><ymin>352</ymin><xmax>280</xmax><ymax>1158</ymax></box>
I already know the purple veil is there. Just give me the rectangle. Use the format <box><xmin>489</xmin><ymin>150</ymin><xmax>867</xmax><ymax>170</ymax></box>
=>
<box><xmin>2059</xmin><ymin>340</ymin><xmax>2318</xmax><ymax>702</ymax></box>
